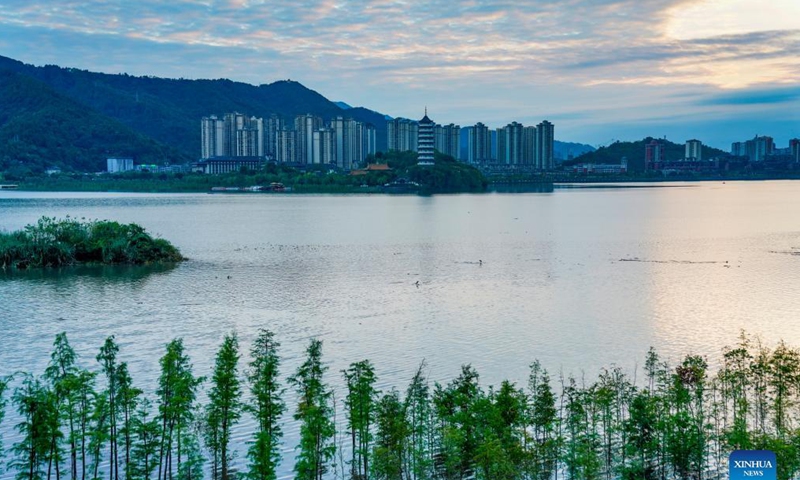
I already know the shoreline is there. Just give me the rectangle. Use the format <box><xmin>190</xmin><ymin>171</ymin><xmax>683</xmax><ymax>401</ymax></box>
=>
<box><xmin>6</xmin><ymin>176</ymin><xmax>800</xmax><ymax>194</ymax></box>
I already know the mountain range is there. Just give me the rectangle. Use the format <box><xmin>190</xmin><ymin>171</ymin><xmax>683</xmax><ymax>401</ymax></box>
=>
<box><xmin>0</xmin><ymin>54</ymin><xmax>593</xmax><ymax>174</ymax></box>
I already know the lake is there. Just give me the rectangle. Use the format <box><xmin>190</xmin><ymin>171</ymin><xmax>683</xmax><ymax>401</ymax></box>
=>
<box><xmin>2</xmin><ymin>181</ymin><xmax>800</xmax><ymax>478</ymax></box>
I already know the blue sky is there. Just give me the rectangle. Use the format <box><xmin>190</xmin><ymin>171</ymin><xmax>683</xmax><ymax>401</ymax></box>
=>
<box><xmin>0</xmin><ymin>0</ymin><xmax>798</xmax><ymax>148</ymax></box>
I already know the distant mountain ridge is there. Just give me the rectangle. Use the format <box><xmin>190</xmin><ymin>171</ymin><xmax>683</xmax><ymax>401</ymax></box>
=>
<box><xmin>0</xmin><ymin>70</ymin><xmax>186</xmax><ymax>174</ymax></box>
<box><xmin>0</xmin><ymin>54</ymin><xmax>594</xmax><ymax>174</ymax></box>
<box><xmin>0</xmin><ymin>54</ymin><xmax>390</xmax><ymax>172</ymax></box>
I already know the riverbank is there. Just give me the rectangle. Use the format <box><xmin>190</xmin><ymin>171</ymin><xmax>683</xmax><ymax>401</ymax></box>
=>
<box><xmin>11</xmin><ymin>171</ymin><xmax>800</xmax><ymax>194</ymax></box>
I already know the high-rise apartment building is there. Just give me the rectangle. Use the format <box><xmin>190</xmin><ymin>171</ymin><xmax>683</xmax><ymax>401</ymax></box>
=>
<box><xmin>522</xmin><ymin>126</ymin><xmax>537</xmax><ymax>165</ymax></box>
<box><xmin>295</xmin><ymin>114</ymin><xmax>324</xmax><ymax>164</ymax></box>
<box><xmin>313</xmin><ymin>127</ymin><xmax>336</xmax><ymax>165</ymax></box>
<box><xmin>223</xmin><ymin>113</ymin><xmax>246</xmax><ymax>156</ymax></box>
<box><xmin>364</xmin><ymin>124</ymin><xmax>377</xmax><ymax>161</ymax></box>
<box><xmin>201</xmin><ymin>113</ymin><xmax>264</xmax><ymax>159</ymax></box>
<box><xmin>235</xmin><ymin>117</ymin><xmax>264</xmax><ymax>157</ymax></box>
<box><xmin>276</xmin><ymin>128</ymin><xmax>298</xmax><ymax>164</ymax></box>
<box><xmin>467</xmin><ymin>123</ymin><xmax>492</xmax><ymax>164</ymax></box>
<box><xmin>434</xmin><ymin>123</ymin><xmax>460</xmax><ymax>159</ymax></box>
<box><xmin>747</xmin><ymin>135</ymin><xmax>774</xmax><ymax>162</ymax></box>
<box><xmin>265</xmin><ymin>114</ymin><xmax>284</xmax><ymax>159</ymax></box>
<box><xmin>645</xmin><ymin>139</ymin><xmax>665</xmax><ymax>170</ymax></box>
<box><xmin>387</xmin><ymin>118</ymin><xmax>419</xmax><ymax>152</ymax></box>
<box><xmin>201</xmin><ymin>115</ymin><xmax>226</xmax><ymax>159</ymax></box>
<box><xmin>732</xmin><ymin>135</ymin><xmax>775</xmax><ymax>161</ymax></box>
<box><xmin>202</xmin><ymin>112</ymin><xmax>372</xmax><ymax>167</ymax></box>
<box><xmin>535</xmin><ymin>120</ymin><xmax>554</xmax><ymax>169</ymax></box>
<box><xmin>497</xmin><ymin>122</ymin><xmax>523</xmax><ymax>164</ymax></box>
<box><xmin>685</xmin><ymin>139</ymin><xmax>702</xmax><ymax>161</ymax></box>
<box><xmin>791</xmin><ymin>139</ymin><xmax>800</xmax><ymax>163</ymax></box>
<box><xmin>330</xmin><ymin>117</ymin><xmax>377</xmax><ymax>169</ymax></box>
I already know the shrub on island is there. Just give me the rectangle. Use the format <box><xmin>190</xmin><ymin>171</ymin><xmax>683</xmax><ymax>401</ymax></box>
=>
<box><xmin>0</xmin><ymin>216</ymin><xmax>184</xmax><ymax>269</ymax></box>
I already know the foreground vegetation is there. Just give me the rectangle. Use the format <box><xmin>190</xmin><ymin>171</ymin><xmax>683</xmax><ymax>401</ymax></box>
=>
<box><xmin>1</xmin><ymin>331</ymin><xmax>799</xmax><ymax>479</ymax></box>
<box><xmin>0</xmin><ymin>217</ymin><xmax>184</xmax><ymax>269</ymax></box>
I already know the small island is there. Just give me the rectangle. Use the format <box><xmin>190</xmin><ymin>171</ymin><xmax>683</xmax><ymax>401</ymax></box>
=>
<box><xmin>0</xmin><ymin>217</ymin><xmax>184</xmax><ymax>269</ymax></box>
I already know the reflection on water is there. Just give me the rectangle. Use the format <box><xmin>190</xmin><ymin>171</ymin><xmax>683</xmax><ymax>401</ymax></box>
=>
<box><xmin>488</xmin><ymin>183</ymin><xmax>555</xmax><ymax>193</ymax></box>
<box><xmin>2</xmin><ymin>182</ymin><xmax>800</xmax><ymax>478</ymax></box>
<box><xmin>2</xmin><ymin>262</ymin><xmax>179</xmax><ymax>283</ymax></box>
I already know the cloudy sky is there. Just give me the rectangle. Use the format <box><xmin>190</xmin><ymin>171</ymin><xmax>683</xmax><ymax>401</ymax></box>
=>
<box><xmin>1</xmin><ymin>0</ymin><xmax>798</xmax><ymax>148</ymax></box>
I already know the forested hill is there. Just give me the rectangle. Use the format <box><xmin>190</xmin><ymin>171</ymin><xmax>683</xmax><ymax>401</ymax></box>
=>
<box><xmin>566</xmin><ymin>137</ymin><xmax>728</xmax><ymax>169</ymax></box>
<box><xmin>0</xmin><ymin>55</ymin><xmax>389</xmax><ymax>170</ymax></box>
<box><xmin>0</xmin><ymin>71</ymin><xmax>187</xmax><ymax>174</ymax></box>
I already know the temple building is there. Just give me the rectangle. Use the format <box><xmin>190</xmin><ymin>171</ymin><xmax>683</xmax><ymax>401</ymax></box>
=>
<box><xmin>417</xmin><ymin>109</ymin><xmax>435</xmax><ymax>165</ymax></box>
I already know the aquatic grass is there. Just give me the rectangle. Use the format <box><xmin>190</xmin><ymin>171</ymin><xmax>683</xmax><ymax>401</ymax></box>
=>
<box><xmin>0</xmin><ymin>216</ymin><xmax>184</xmax><ymax>269</ymax></box>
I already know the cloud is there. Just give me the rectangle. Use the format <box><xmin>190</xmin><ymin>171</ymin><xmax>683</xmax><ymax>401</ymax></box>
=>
<box><xmin>0</xmin><ymin>0</ymin><xmax>797</xmax><ymax>147</ymax></box>
<box><xmin>698</xmin><ymin>86</ymin><xmax>800</xmax><ymax>106</ymax></box>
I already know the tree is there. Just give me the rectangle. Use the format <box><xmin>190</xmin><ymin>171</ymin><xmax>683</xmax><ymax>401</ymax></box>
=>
<box><xmin>177</xmin><ymin>420</ymin><xmax>204</xmax><ymax>480</ymax></box>
<box><xmin>288</xmin><ymin>339</ymin><xmax>335</xmax><ymax>480</ymax></box>
<box><xmin>432</xmin><ymin>365</ymin><xmax>482</xmax><ymax>479</ymax></box>
<box><xmin>527</xmin><ymin>361</ymin><xmax>558</xmax><ymax>480</ymax></box>
<box><xmin>117</xmin><ymin>363</ymin><xmax>142</xmax><ymax>480</ymax></box>
<box><xmin>561</xmin><ymin>376</ymin><xmax>602</xmax><ymax>480</ymax></box>
<box><xmin>404</xmin><ymin>362</ymin><xmax>432</xmax><ymax>480</ymax></box>
<box><xmin>156</xmin><ymin>339</ymin><xmax>202</xmax><ymax>480</ymax></box>
<box><xmin>68</xmin><ymin>369</ymin><xmax>97</xmax><ymax>480</ymax></box>
<box><xmin>89</xmin><ymin>393</ymin><xmax>110</xmax><ymax>480</ymax></box>
<box><xmin>342</xmin><ymin>360</ymin><xmax>378</xmax><ymax>480</ymax></box>
<box><xmin>246</xmin><ymin>329</ymin><xmax>285</xmax><ymax>480</ymax></box>
<box><xmin>667</xmin><ymin>355</ymin><xmax>709</xmax><ymax>480</ymax></box>
<box><xmin>205</xmin><ymin>333</ymin><xmax>242</xmax><ymax>480</ymax></box>
<box><xmin>96</xmin><ymin>337</ymin><xmax>121</xmax><ymax>480</ymax></box>
<box><xmin>131</xmin><ymin>399</ymin><xmax>160</xmax><ymax>480</ymax></box>
<box><xmin>474</xmin><ymin>381</ymin><xmax>525</xmax><ymax>480</ymax></box>
<box><xmin>621</xmin><ymin>392</ymin><xmax>659</xmax><ymax>479</ymax></box>
<box><xmin>372</xmin><ymin>389</ymin><xmax>408</xmax><ymax>480</ymax></box>
<box><xmin>44</xmin><ymin>333</ymin><xmax>77</xmax><ymax>480</ymax></box>
<box><xmin>768</xmin><ymin>341</ymin><xmax>800</xmax><ymax>437</ymax></box>
<box><xmin>0</xmin><ymin>375</ymin><xmax>8</xmax><ymax>459</ymax></box>
<box><xmin>11</xmin><ymin>375</ymin><xmax>58</xmax><ymax>480</ymax></box>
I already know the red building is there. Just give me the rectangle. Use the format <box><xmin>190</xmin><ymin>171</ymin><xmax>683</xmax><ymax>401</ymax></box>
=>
<box><xmin>645</xmin><ymin>140</ymin><xmax>665</xmax><ymax>170</ymax></box>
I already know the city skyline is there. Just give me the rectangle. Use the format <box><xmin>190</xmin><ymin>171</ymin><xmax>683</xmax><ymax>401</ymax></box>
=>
<box><xmin>202</xmin><ymin>110</ymin><xmax>557</xmax><ymax>168</ymax></box>
<box><xmin>1</xmin><ymin>1</ymin><xmax>798</xmax><ymax>149</ymax></box>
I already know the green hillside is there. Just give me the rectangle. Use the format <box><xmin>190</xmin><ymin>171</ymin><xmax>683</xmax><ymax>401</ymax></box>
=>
<box><xmin>566</xmin><ymin>137</ymin><xmax>728</xmax><ymax>170</ymax></box>
<box><xmin>0</xmin><ymin>71</ymin><xmax>188</xmax><ymax>176</ymax></box>
<box><xmin>0</xmin><ymin>55</ymin><xmax>388</xmax><ymax>160</ymax></box>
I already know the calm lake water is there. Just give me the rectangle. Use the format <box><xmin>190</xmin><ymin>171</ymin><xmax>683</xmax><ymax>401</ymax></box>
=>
<box><xmin>2</xmin><ymin>181</ymin><xmax>800</xmax><ymax>477</ymax></box>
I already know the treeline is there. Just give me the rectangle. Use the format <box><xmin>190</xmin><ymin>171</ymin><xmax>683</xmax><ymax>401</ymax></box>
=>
<box><xmin>564</xmin><ymin>138</ymin><xmax>728</xmax><ymax>170</ymax></box>
<box><xmin>16</xmin><ymin>169</ymin><xmax>391</xmax><ymax>193</ymax></box>
<box><xmin>373</xmin><ymin>150</ymin><xmax>488</xmax><ymax>192</ymax></box>
<box><xmin>1</xmin><ymin>332</ymin><xmax>800</xmax><ymax>480</ymax></box>
<box><xmin>16</xmin><ymin>151</ymin><xmax>487</xmax><ymax>193</ymax></box>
